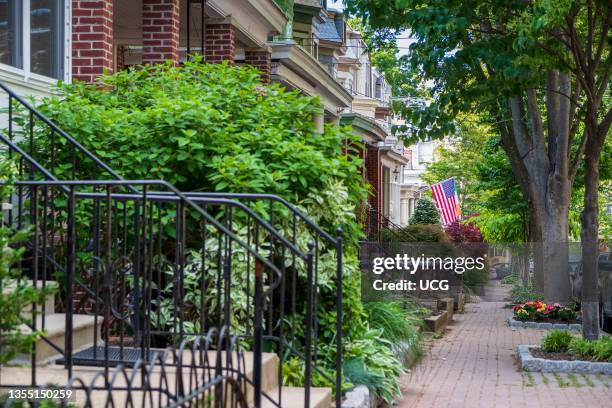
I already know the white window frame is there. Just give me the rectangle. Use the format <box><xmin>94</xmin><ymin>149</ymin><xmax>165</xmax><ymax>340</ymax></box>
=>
<box><xmin>0</xmin><ymin>0</ymin><xmax>71</xmax><ymax>86</ymax></box>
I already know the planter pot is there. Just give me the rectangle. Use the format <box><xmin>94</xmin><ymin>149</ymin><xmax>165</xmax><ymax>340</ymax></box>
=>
<box><xmin>424</xmin><ymin>311</ymin><xmax>449</xmax><ymax>333</ymax></box>
<box><xmin>518</xmin><ymin>345</ymin><xmax>612</xmax><ymax>374</ymax></box>
<box><xmin>506</xmin><ymin>317</ymin><xmax>581</xmax><ymax>331</ymax></box>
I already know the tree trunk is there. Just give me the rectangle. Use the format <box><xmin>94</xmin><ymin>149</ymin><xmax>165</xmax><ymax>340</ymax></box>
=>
<box><xmin>580</xmin><ymin>112</ymin><xmax>606</xmax><ymax>340</ymax></box>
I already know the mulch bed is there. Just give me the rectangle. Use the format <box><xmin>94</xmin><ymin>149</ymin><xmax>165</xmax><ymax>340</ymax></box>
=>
<box><xmin>529</xmin><ymin>348</ymin><xmax>591</xmax><ymax>362</ymax></box>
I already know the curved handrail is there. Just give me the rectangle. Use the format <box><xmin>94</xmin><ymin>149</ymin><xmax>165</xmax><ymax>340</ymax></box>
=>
<box><xmin>0</xmin><ymin>81</ymin><xmax>129</xmax><ymax>187</ymax></box>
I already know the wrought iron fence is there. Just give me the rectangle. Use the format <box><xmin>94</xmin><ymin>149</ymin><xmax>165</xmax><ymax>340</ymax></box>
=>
<box><xmin>0</xmin><ymin>81</ymin><xmax>343</xmax><ymax>407</ymax></box>
<box><xmin>2</xmin><ymin>327</ymin><xmax>248</xmax><ymax>408</ymax></box>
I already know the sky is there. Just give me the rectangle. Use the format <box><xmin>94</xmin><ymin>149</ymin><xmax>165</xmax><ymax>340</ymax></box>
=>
<box><xmin>328</xmin><ymin>0</ymin><xmax>413</xmax><ymax>56</ymax></box>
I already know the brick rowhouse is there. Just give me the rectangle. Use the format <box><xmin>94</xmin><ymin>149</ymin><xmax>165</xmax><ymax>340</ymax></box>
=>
<box><xmin>71</xmin><ymin>0</ymin><xmax>113</xmax><ymax>83</ymax></box>
<box><xmin>205</xmin><ymin>24</ymin><xmax>236</xmax><ymax>63</ymax></box>
<box><xmin>142</xmin><ymin>0</ymin><xmax>180</xmax><ymax>65</ymax></box>
<box><xmin>244</xmin><ymin>49</ymin><xmax>271</xmax><ymax>82</ymax></box>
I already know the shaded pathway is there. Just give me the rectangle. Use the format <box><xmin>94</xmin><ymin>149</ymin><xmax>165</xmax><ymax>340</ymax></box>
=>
<box><xmin>397</xmin><ymin>280</ymin><xmax>612</xmax><ymax>407</ymax></box>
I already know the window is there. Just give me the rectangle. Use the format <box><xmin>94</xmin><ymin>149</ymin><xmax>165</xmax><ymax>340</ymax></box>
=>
<box><xmin>0</xmin><ymin>0</ymin><xmax>65</xmax><ymax>80</ymax></box>
<box><xmin>0</xmin><ymin>0</ymin><xmax>22</xmax><ymax>68</ymax></box>
<box><xmin>30</xmin><ymin>0</ymin><xmax>63</xmax><ymax>78</ymax></box>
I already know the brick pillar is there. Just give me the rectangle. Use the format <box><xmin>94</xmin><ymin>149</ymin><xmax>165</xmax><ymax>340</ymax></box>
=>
<box><xmin>244</xmin><ymin>49</ymin><xmax>271</xmax><ymax>82</ymax></box>
<box><xmin>205</xmin><ymin>24</ymin><xmax>236</xmax><ymax>63</ymax></box>
<box><xmin>142</xmin><ymin>0</ymin><xmax>180</xmax><ymax>65</ymax></box>
<box><xmin>71</xmin><ymin>0</ymin><xmax>113</xmax><ymax>83</ymax></box>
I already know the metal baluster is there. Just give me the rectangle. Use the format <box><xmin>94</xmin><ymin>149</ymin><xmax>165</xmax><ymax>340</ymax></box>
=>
<box><xmin>103</xmin><ymin>186</ymin><xmax>113</xmax><ymax>383</ymax></box>
<box><xmin>30</xmin><ymin>186</ymin><xmax>38</xmax><ymax>385</ymax></box>
<box><xmin>304</xmin><ymin>242</ymin><xmax>315</xmax><ymax>408</ymax></box>
<box><xmin>65</xmin><ymin>186</ymin><xmax>76</xmax><ymax>379</ymax></box>
<box><xmin>133</xmin><ymin>200</ymin><xmax>142</xmax><ymax>359</ymax></box>
<box><xmin>335</xmin><ymin>228</ymin><xmax>343</xmax><ymax>408</ymax></box>
<box><xmin>253</xmin><ymin>259</ymin><xmax>264</xmax><ymax>408</ymax></box>
<box><xmin>200</xmin><ymin>203</ymin><xmax>208</xmax><ymax>335</ymax></box>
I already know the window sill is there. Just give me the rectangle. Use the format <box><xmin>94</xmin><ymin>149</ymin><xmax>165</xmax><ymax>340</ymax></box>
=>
<box><xmin>0</xmin><ymin>64</ymin><xmax>60</xmax><ymax>95</ymax></box>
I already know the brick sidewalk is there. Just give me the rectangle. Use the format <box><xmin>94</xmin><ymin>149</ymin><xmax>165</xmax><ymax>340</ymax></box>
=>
<box><xmin>396</xmin><ymin>281</ymin><xmax>612</xmax><ymax>408</ymax></box>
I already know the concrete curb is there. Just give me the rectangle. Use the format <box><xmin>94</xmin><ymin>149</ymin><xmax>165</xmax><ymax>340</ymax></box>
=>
<box><xmin>518</xmin><ymin>345</ymin><xmax>612</xmax><ymax>374</ymax></box>
<box><xmin>507</xmin><ymin>317</ymin><xmax>581</xmax><ymax>331</ymax></box>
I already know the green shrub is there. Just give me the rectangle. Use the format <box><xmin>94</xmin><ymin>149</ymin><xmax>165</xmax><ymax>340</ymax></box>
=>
<box><xmin>23</xmin><ymin>61</ymin><xmax>404</xmax><ymax>398</ymax></box>
<box><xmin>592</xmin><ymin>337</ymin><xmax>612</xmax><ymax>361</ymax></box>
<box><xmin>409</xmin><ymin>198</ymin><xmax>439</xmax><ymax>225</ymax></box>
<box><xmin>568</xmin><ymin>337</ymin><xmax>595</xmax><ymax>358</ymax></box>
<box><xmin>381</xmin><ymin>224</ymin><xmax>449</xmax><ymax>243</ymax></box>
<box><xmin>558</xmin><ymin>307</ymin><xmax>577</xmax><ymax>321</ymax></box>
<box><xmin>508</xmin><ymin>282</ymin><xmax>542</xmax><ymax>304</ymax></box>
<box><xmin>365</xmin><ymin>301</ymin><xmax>426</xmax><ymax>343</ymax></box>
<box><xmin>568</xmin><ymin>336</ymin><xmax>612</xmax><ymax>362</ymax></box>
<box><xmin>0</xmin><ymin>161</ymin><xmax>48</xmax><ymax>364</ymax></box>
<box><xmin>32</xmin><ymin>59</ymin><xmax>367</xmax><ymax>247</ymax></box>
<box><xmin>501</xmin><ymin>273</ymin><xmax>519</xmax><ymax>286</ymax></box>
<box><xmin>541</xmin><ymin>330</ymin><xmax>573</xmax><ymax>353</ymax></box>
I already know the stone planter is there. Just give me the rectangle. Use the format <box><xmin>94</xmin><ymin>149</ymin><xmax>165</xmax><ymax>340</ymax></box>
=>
<box><xmin>518</xmin><ymin>345</ymin><xmax>612</xmax><ymax>374</ymax></box>
<box><xmin>453</xmin><ymin>292</ymin><xmax>465</xmax><ymax>312</ymax></box>
<box><xmin>507</xmin><ymin>317</ymin><xmax>581</xmax><ymax>331</ymax></box>
<box><xmin>424</xmin><ymin>310</ymin><xmax>449</xmax><ymax>333</ymax></box>
<box><xmin>437</xmin><ymin>297</ymin><xmax>455</xmax><ymax>321</ymax></box>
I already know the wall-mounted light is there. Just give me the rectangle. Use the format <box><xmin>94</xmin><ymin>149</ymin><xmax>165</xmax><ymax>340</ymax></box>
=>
<box><xmin>392</xmin><ymin>166</ymin><xmax>400</xmax><ymax>183</ymax></box>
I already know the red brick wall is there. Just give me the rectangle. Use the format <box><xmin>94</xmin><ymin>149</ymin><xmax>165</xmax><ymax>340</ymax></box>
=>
<box><xmin>71</xmin><ymin>0</ymin><xmax>113</xmax><ymax>83</ymax></box>
<box><xmin>365</xmin><ymin>146</ymin><xmax>381</xmax><ymax>216</ymax></box>
<box><xmin>205</xmin><ymin>24</ymin><xmax>236</xmax><ymax>63</ymax></box>
<box><xmin>142</xmin><ymin>0</ymin><xmax>180</xmax><ymax>65</ymax></box>
<box><xmin>244</xmin><ymin>49</ymin><xmax>271</xmax><ymax>83</ymax></box>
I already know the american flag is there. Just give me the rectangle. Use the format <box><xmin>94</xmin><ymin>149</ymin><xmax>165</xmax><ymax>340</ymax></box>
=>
<box><xmin>431</xmin><ymin>178</ymin><xmax>461</xmax><ymax>225</ymax></box>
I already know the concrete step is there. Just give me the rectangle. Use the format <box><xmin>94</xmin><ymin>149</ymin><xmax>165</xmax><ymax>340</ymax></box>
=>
<box><xmin>3</xmin><ymin>280</ymin><xmax>58</xmax><ymax>318</ymax></box>
<box><xmin>19</xmin><ymin>313</ymin><xmax>101</xmax><ymax>362</ymax></box>
<box><xmin>262</xmin><ymin>386</ymin><xmax>332</xmax><ymax>408</ymax></box>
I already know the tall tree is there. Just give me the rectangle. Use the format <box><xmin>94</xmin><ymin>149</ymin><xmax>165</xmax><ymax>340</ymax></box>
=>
<box><xmin>345</xmin><ymin>1</ymin><xmax>611</xmax><ymax>320</ymax></box>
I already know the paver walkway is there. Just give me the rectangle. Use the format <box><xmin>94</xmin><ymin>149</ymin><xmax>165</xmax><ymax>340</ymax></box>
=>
<box><xmin>397</xmin><ymin>280</ymin><xmax>612</xmax><ymax>408</ymax></box>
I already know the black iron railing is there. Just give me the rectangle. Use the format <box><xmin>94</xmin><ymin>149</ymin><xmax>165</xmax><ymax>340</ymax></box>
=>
<box><xmin>0</xmin><ymin>82</ymin><xmax>344</xmax><ymax>407</ymax></box>
<box><xmin>361</xmin><ymin>206</ymin><xmax>404</xmax><ymax>242</ymax></box>
<box><xmin>2</xmin><ymin>327</ymin><xmax>248</xmax><ymax>408</ymax></box>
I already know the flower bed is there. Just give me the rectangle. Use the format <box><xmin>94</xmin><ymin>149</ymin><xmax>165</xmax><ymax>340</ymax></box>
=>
<box><xmin>518</xmin><ymin>345</ymin><xmax>612</xmax><ymax>374</ymax></box>
<box><xmin>512</xmin><ymin>300</ymin><xmax>579</xmax><ymax>324</ymax></box>
<box><xmin>518</xmin><ymin>331</ymin><xmax>612</xmax><ymax>374</ymax></box>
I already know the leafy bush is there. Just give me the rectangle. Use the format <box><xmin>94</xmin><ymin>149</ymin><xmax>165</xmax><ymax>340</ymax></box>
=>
<box><xmin>24</xmin><ymin>61</ymin><xmax>408</xmax><ymax>398</ymax></box>
<box><xmin>342</xmin><ymin>329</ymin><xmax>405</xmax><ymax>403</ymax></box>
<box><xmin>33</xmin><ymin>59</ymin><xmax>367</xmax><ymax>246</ymax></box>
<box><xmin>0</xmin><ymin>161</ymin><xmax>48</xmax><ymax>364</ymax></box>
<box><xmin>501</xmin><ymin>273</ymin><xmax>519</xmax><ymax>286</ymax></box>
<box><xmin>382</xmin><ymin>224</ymin><xmax>449</xmax><ymax>243</ymax></box>
<box><xmin>568</xmin><ymin>337</ymin><xmax>595</xmax><ymax>358</ymax></box>
<box><xmin>541</xmin><ymin>330</ymin><xmax>573</xmax><ymax>353</ymax></box>
<box><xmin>508</xmin><ymin>282</ymin><xmax>542</xmax><ymax>304</ymax></box>
<box><xmin>409</xmin><ymin>198</ymin><xmax>439</xmax><ymax>225</ymax></box>
<box><xmin>365</xmin><ymin>301</ymin><xmax>426</xmax><ymax>343</ymax></box>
